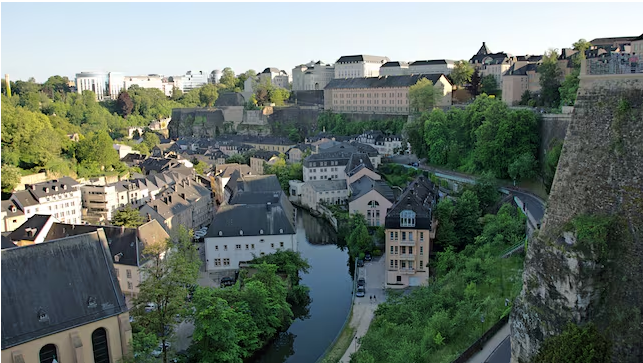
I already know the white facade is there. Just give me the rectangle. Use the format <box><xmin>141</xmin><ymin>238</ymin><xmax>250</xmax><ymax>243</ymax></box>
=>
<box><xmin>204</xmin><ymin>233</ymin><xmax>297</xmax><ymax>271</ymax></box>
<box><xmin>176</xmin><ymin>71</ymin><xmax>209</xmax><ymax>92</ymax></box>
<box><xmin>81</xmin><ymin>182</ymin><xmax>150</xmax><ymax>223</ymax></box>
<box><xmin>124</xmin><ymin>75</ymin><xmax>164</xmax><ymax>92</ymax></box>
<box><xmin>292</xmin><ymin>61</ymin><xmax>335</xmax><ymax>91</ymax></box>
<box><xmin>300</xmin><ymin>180</ymin><xmax>349</xmax><ymax>211</ymax></box>
<box><xmin>303</xmin><ymin>162</ymin><xmax>348</xmax><ymax>182</ymax></box>
<box><xmin>76</xmin><ymin>71</ymin><xmax>124</xmax><ymax>100</ymax></box>
<box><xmin>334</xmin><ymin>55</ymin><xmax>390</xmax><ymax>78</ymax></box>
<box><xmin>11</xmin><ymin>183</ymin><xmax>82</xmax><ymax>225</ymax></box>
<box><xmin>379</xmin><ymin>63</ymin><xmax>410</xmax><ymax>76</ymax></box>
<box><xmin>259</xmin><ymin>68</ymin><xmax>291</xmax><ymax>89</ymax></box>
<box><xmin>408</xmin><ymin>61</ymin><xmax>455</xmax><ymax>75</ymax></box>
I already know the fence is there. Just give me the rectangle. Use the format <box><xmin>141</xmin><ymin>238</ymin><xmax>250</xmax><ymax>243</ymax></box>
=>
<box><xmin>586</xmin><ymin>56</ymin><xmax>643</xmax><ymax>75</ymax></box>
<box><xmin>450</xmin><ymin>314</ymin><xmax>511</xmax><ymax>363</ymax></box>
<box><xmin>314</xmin><ymin>258</ymin><xmax>358</xmax><ymax>363</ymax></box>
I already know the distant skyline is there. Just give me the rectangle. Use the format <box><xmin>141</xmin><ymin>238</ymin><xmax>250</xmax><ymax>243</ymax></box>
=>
<box><xmin>2</xmin><ymin>2</ymin><xmax>642</xmax><ymax>82</ymax></box>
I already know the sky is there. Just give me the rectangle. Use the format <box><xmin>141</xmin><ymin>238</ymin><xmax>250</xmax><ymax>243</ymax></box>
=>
<box><xmin>2</xmin><ymin>2</ymin><xmax>643</xmax><ymax>82</ymax></box>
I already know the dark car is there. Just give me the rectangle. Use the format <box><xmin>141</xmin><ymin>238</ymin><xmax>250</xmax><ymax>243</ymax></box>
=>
<box><xmin>357</xmin><ymin>278</ymin><xmax>366</xmax><ymax>287</ymax></box>
<box><xmin>357</xmin><ymin>259</ymin><xmax>364</xmax><ymax>267</ymax></box>
<box><xmin>220</xmin><ymin>277</ymin><xmax>235</xmax><ymax>287</ymax></box>
<box><xmin>356</xmin><ymin>285</ymin><xmax>366</xmax><ymax>297</ymax></box>
<box><xmin>364</xmin><ymin>252</ymin><xmax>372</xmax><ymax>261</ymax></box>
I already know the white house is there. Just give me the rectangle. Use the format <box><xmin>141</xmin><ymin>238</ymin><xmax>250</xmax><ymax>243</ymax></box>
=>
<box><xmin>408</xmin><ymin>60</ymin><xmax>456</xmax><ymax>75</ymax></box>
<box><xmin>292</xmin><ymin>61</ymin><xmax>335</xmax><ymax>91</ymax></box>
<box><xmin>300</xmin><ymin>179</ymin><xmax>349</xmax><ymax>211</ymax></box>
<box><xmin>10</xmin><ymin>177</ymin><xmax>82</xmax><ymax>225</ymax></box>
<box><xmin>334</xmin><ymin>55</ymin><xmax>390</xmax><ymax>78</ymax></box>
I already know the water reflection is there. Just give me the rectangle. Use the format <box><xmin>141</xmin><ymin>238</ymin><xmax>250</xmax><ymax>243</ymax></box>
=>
<box><xmin>301</xmin><ymin>211</ymin><xmax>338</xmax><ymax>245</ymax></box>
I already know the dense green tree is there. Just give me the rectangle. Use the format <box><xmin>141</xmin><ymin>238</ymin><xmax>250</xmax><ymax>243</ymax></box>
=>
<box><xmin>171</xmin><ymin>87</ymin><xmax>183</xmax><ymax>101</ymax></box>
<box><xmin>199</xmin><ymin>84</ymin><xmax>219</xmax><ymax>107</ymax></box>
<box><xmin>470</xmin><ymin>171</ymin><xmax>500</xmax><ymax>212</ymax></box>
<box><xmin>235</xmin><ymin>70</ymin><xmax>257</xmax><ymax>91</ymax></box>
<box><xmin>270</xmin><ymin>88</ymin><xmax>290</xmax><ymax>106</ymax></box>
<box><xmin>132</xmin><ymin>226</ymin><xmax>200</xmax><ymax>363</ymax></box>
<box><xmin>424</xmin><ymin>109</ymin><xmax>450</xmax><ymax>165</ymax></box>
<box><xmin>453</xmin><ymin>190</ymin><xmax>482</xmax><ymax>248</ymax></box>
<box><xmin>480</xmin><ymin>75</ymin><xmax>499</xmax><ymax>96</ymax></box>
<box><xmin>346</xmin><ymin>213</ymin><xmax>372</xmax><ymax>258</ymax></box>
<box><xmin>469</xmin><ymin>69</ymin><xmax>482</xmax><ymax>97</ymax></box>
<box><xmin>226</xmin><ymin>154</ymin><xmax>248</xmax><ymax>165</ymax></box>
<box><xmin>42</xmin><ymin>75</ymin><xmax>71</xmax><ymax>100</ymax></box>
<box><xmin>1</xmin><ymin>164</ymin><xmax>22</xmax><ymax>192</ymax></box>
<box><xmin>543</xmin><ymin>140</ymin><xmax>563</xmax><ymax>193</ymax></box>
<box><xmin>451</xmin><ymin>60</ymin><xmax>475</xmax><ymax>87</ymax></box>
<box><xmin>409</xmin><ymin>78</ymin><xmax>438</xmax><ymax>113</ymax></box>
<box><xmin>519</xmin><ymin>90</ymin><xmax>532</xmax><ymax>106</ymax></box>
<box><xmin>116</xmin><ymin>91</ymin><xmax>134</xmax><ymax>118</ymax></box>
<box><xmin>75</xmin><ymin>131</ymin><xmax>120</xmax><ymax>170</ymax></box>
<box><xmin>264</xmin><ymin>156</ymin><xmax>303</xmax><ymax>192</ymax></box>
<box><xmin>508</xmin><ymin>152</ymin><xmax>538</xmax><ymax>183</ymax></box>
<box><xmin>192</xmin><ymin>158</ymin><xmax>209</xmax><ymax>175</ymax></box>
<box><xmin>533</xmin><ymin>323</ymin><xmax>612</xmax><ymax>363</ymax></box>
<box><xmin>112</xmin><ymin>205</ymin><xmax>145</xmax><ymax>227</ymax></box>
<box><xmin>538</xmin><ymin>49</ymin><xmax>563</xmax><ymax>108</ymax></box>
<box><xmin>572</xmin><ymin>38</ymin><xmax>592</xmax><ymax>53</ymax></box>
<box><xmin>404</xmin><ymin>115</ymin><xmax>428</xmax><ymax>159</ymax></box>
<box><xmin>218</xmin><ymin>67</ymin><xmax>237</xmax><ymax>90</ymax></box>
<box><xmin>434</xmin><ymin>199</ymin><xmax>458</xmax><ymax>251</ymax></box>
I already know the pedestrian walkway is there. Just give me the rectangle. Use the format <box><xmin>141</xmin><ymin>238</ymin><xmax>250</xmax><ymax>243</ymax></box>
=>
<box><xmin>466</xmin><ymin>323</ymin><xmax>511</xmax><ymax>363</ymax></box>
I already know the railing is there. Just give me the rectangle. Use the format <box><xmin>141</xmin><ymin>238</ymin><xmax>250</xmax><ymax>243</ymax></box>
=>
<box><xmin>399</xmin><ymin>253</ymin><xmax>415</xmax><ymax>259</ymax></box>
<box><xmin>400</xmin><ymin>268</ymin><xmax>415</xmax><ymax>274</ymax></box>
<box><xmin>398</xmin><ymin>239</ymin><xmax>415</xmax><ymax>245</ymax></box>
<box><xmin>586</xmin><ymin>56</ymin><xmax>643</xmax><ymax>75</ymax></box>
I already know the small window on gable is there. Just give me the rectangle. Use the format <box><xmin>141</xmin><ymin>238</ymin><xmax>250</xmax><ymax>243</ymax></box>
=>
<box><xmin>400</xmin><ymin>210</ymin><xmax>416</xmax><ymax>227</ymax></box>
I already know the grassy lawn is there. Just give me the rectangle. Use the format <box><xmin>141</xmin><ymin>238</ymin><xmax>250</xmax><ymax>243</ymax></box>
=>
<box><xmin>319</xmin><ymin>309</ymin><xmax>356</xmax><ymax>363</ymax></box>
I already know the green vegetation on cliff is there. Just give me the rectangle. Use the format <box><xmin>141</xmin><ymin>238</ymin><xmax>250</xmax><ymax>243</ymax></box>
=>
<box><xmin>350</xmin><ymin>203</ymin><xmax>526</xmax><ymax>363</ymax></box>
<box><xmin>533</xmin><ymin>323</ymin><xmax>612</xmax><ymax>363</ymax></box>
<box><xmin>317</xmin><ymin>111</ymin><xmax>407</xmax><ymax>136</ymax></box>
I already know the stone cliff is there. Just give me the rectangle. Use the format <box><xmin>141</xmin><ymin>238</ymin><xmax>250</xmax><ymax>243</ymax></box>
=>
<box><xmin>510</xmin><ymin>72</ymin><xmax>643</xmax><ymax>362</ymax></box>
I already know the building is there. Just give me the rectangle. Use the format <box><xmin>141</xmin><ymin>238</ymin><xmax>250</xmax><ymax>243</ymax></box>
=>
<box><xmin>286</xmin><ymin>143</ymin><xmax>315</xmax><ymax>163</ymax></box>
<box><xmin>43</xmin><ymin>220</ymin><xmax>170</xmax><ymax>300</ymax></box>
<box><xmin>75</xmin><ymin>71</ymin><xmax>124</xmax><ymax>101</ymax></box>
<box><xmin>303</xmin><ymin>150</ymin><xmax>353</xmax><ymax>182</ymax></box>
<box><xmin>213</xmin><ymin>163</ymin><xmax>254</xmax><ymax>204</ymax></box>
<box><xmin>324</xmin><ymin>73</ymin><xmax>453</xmax><ymax>114</ymax></box>
<box><xmin>355</xmin><ymin>130</ymin><xmax>408</xmax><ymax>156</ymax></box>
<box><xmin>10</xmin><ymin>177</ymin><xmax>82</xmax><ymax>225</ymax></box>
<box><xmin>300</xmin><ymin>179</ymin><xmax>349</xmax><ymax>211</ymax></box>
<box><xmin>113</xmin><ymin>144</ymin><xmax>139</xmax><ymax>159</ymax></box>
<box><xmin>334</xmin><ymin>55</ymin><xmax>390</xmax><ymax>78</ymax></box>
<box><xmin>123</xmin><ymin>74</ymin><xmax>164</xmax><ymax>92</ymax></box>
<box><xmin>630</xmin><ymin>33</ymin><xmax>643</xmax><ymax>56</ymax></box>
<box><xmin>408</xmin><ymin>60</ymin><xmax>455</xmax><ymax>75</ymax></box>
<box><xmin>81</xmin><ymin>180</ymin><xmax>151</xmax><ymax>224</ymax></box>
<box><xmin>260</xmin><ymin>68</ymin><xmax>291</xmax><ymax>89</ymax></box>
<box><xmin>7</xmin><ymin>214</ymin><xmax>59</xmax><ymax>246</ymax></box>
<box><xmin>214</xmin><ymin>135</ymin><xmax>296</xmax><ymax>154</ymax></box>
<box><xmin>379</xmin><ymin>61</ymin><xmax>409</xmax><ymax>76</ymax></box>
<box><xmin>1</xmin><ymin>230</ymin><xmax>132</xmax><ymax>363</ymax></box>
<box><xmin>292</xmin><ymin>61</ymin><xmax>335</xmax><ymax>91</ymax></box>
<box><xmin>469</xmin><ymin>42</ymin><xmax>515</xmax><ymax>90</ymax></box>
<box><xmin>176</xmin><ymin>71</ymin><xmax>209</xmax><ymax>92</ymax></box>
<box><xmin>1</xmin><ymin>199</ymin><xmax>26</xmax><ymax>233</ymax></box>
<box><xmin>502</xmin><ymin>63</ymin><xmax>540</xmax><ymax>106</ymax></box>
<box><xmin>385</xmin><ymin>175</ymin><xmax>439</xmax><ymax>288</ymax></box>
<box><xmin>250</xmin><ymin>150</ymin><xmax>281</xmax><ymax>175</ymax></box>
<box><xmin>204</xmin><ymin>175</ymin><xmax>296</xmax><ymax>272</ymax></box>
<box><xmin>349</xmin><ymin>175</ymin><xmax>395</xmax><ymax>227</ymax></box>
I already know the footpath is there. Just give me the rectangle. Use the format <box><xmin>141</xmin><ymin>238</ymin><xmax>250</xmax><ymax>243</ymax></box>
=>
<box><xmin>466</xmin><ymin>323</ymin><xmax>511</xmax><ymax>363</ymax></box>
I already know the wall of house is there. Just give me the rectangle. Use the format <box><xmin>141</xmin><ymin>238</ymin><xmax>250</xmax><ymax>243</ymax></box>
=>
<box><xmin>349</xmin><ymin>190</ymin><xmax>392</xmax><ymax>227</ymax></box>
<box><xmin>347</xmin><ymin>168</ymin><xmax>381</xmax><ymax>185</ymax></box>
<box><xmin>114</xmin><ymin>263</ymin><xmax>141</xmax><ymax>297</ymax></box>
<box><xmin>1</xmin><ymin>313</ymin><xmax>131</xmax><ymax>363</ymax></box>
<box><xmin>385</xmin><ymin>227</ymin><xmax>433</xmax><ymax>288</ymax></box>
<box><xmin>15</xmin><ymin>190</ymin><xmax>82</xmax><ymax>225</ymax></box>
<box><xmin>408</xmin><ymin>63</ymin><xmax>454</xmax><ymax>75</ymax></box>
<box><xmin>303</xmin><ymin>163</ymin><xmax>348</xmax><ymax>182</ymax></box>
<box><xmin>380</xmin><ymin>66</ymin><xmax>409</xmax><ymax>76</ymax></box>
<box><xmin>502</xmin><ymin>75</ymin><xmax>529</xmax><ymax>106</ymax></box>
<box><xmin>204</xmin><ymin>234</ymin><xmax>297</xmax><ymax>271</ymax></box>
<box><xmin>1</xmin><ymin>213</ymin><xmax>26</xmax><ymax>233</ymax></box>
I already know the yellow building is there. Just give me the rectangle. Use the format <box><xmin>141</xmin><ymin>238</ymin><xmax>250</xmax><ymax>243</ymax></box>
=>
<box><xmin>385</xmin><ymin>176</ymin><xmax>439</xmax><ymax>288</ymax></box>
<box><xmin>1</xmin><ymin>229</ymin><xmax>132</xmax><ymax>363</ymax></box>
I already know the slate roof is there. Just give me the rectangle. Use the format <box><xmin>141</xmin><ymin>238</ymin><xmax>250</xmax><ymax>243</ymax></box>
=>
<box><xmin>216</xmin><ymin>163</ymin><xmax>254</xmax><ymax>178</ymax></box>
<box><xmin>140</xmin><ymin>158</ymin><xmax>183</xmax><ymax>175</ymax></box>
<box><xmin>349</xmin><ymin>175</ymin><xmax>396</xmax><ymax>203</ymax></box>
<box><xmin>588</xmin><ymin>36</ymin><xmax>638</xmax><ymax>46</ymax></box>
<box><xmin>307</xmin><ymin>179</ymin><xmax>348</xmax><ymax>192</ymax></box>
<box><xmin>345</xmin><ymin>153</ymin><xmax>375</xmax><ymax>176</ymax></box>
<box><xmin>1</xmin><ymin>235</ymin><xmax>16</xmax><ymax>249</ymax></box>
<box><xmin>385</xmin><ymin>175</ymin><xmax>439</xmax><ymax>230</ymax></box>
<box><xmin>7</xmin><ymin>214</ymin><xmax>56</xmax><ymax>242</ymax></box>
<box><xmin>2</xmin><ymin>199</ymin><xmax>23</xmax><ymax>217</ymax></box>
<box><xmin>470</xmin><ymin>42</ymin><xmax>491</xmax><ymax>62</ymax></box>
<box><xmin>206</xmin><ymin>203</ymin><xmax>295</xmax><ymax>238</ymax></box>
<box><xmin>325</xmin><ymin>73</ymin><xmax>450</xmax><ymax>90</ymax></box>
<box><xmin>409</xmin><ymin>59</ymin><xmax>455</xmax><ymax>66</ymax></box>
<box><xmin>252</xmin><ymin>150</ymin><xmax>281</xmax><ymax>161</ymax></box>
<box><xmin>336</xmin><ymin>55</ymin><xmax>390</xmax><ymax>64</ymax></box>
<box><xmin>215</xmin><ymin>92</ymin><xmax>246</xmax><ymax>107</ymax></box>
<box><xmin>216</xmin><ymin>134</ymin><xmax>295</xmax><ymax>146</ymax></box>
<box><xmin>303</xmin><ymin>150</ymin><xmax>354</xmax><ymax>167</ymax></box>
<box><xmin>381</xmin><ymin>61</ymin><xmax>409</xmax><ymax>68</ymax></box>
<box><xmin>1</xmin><ymin>230</ymin><xmax>128</xmax><ymax>349</ymax></box>
<box><xmin>262</xmin><ymin>67</ymin><xmax>281</xmax><ymax>74</ymax></box>
<box><xmin>21</xmin><ymin>177</ymin><xmax>80</xmax><ymax>201</ymax></box>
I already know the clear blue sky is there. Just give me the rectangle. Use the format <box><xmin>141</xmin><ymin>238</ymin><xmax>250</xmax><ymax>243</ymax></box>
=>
<box><xmin>2</xmin><ymin>2</ymin><xmax>642</xmax><ymax>82</ymax></box>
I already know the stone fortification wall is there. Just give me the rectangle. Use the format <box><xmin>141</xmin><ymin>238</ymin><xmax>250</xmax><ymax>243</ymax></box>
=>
<box><xmin>510</xmin><ymin>75</ymin><xmax>643</xmax><ymax>363</ymax></box>
<box><xmin>539</xmin><ymin>113</ymin><xmax>571</xmax><ymax>164</ymax></box>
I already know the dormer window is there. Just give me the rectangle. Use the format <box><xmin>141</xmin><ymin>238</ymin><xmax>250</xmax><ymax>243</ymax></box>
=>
<box><xmin>87</xmin><ymin>296</ymin><xmax>97</xmax><ymax>308</ymax></box>
<box><xmin>38</xmin><ymin>308</ymin><xmax>49</xmax><ymax>323</ymax></box>
<box><xmin>400</xmin><ymin>210</ymin><xmax>416</xmax><ymax>228</ymax></box>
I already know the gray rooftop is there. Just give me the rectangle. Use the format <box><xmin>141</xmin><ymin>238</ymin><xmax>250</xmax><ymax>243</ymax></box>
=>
<box><xmin>349</xmin><ymin>175</ymin><xmax>396</xmax><ymax>203</ymax></box>
<box><xmin>1</xmin><ymin>230</ymin><xmax>128</xmax><ymax>349</ymax></box>
<box><xmin>206</xmin><ymin>203</ymin><xmax>295</xmax><ymax>238</ymax></box>
<box><xmin>325</xmin><ymin>73</ymin><xmax>450</xmax><ymax>90</ymax></box>
<box><xmin>336</xmin><ymin>55</ymin><xmax>390</xmax><ymax>64</ymax></box>
<box><xmin>307</xmin><ymin>179</ymin><xmax>348</xmax><ymax>192</ymax></box>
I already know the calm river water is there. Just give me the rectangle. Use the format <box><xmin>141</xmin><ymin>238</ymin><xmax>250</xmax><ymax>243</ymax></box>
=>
<box><xmin>253</xmin><ymin>209</ymin><xmax>353</xmax><ymax>363</ymax></box>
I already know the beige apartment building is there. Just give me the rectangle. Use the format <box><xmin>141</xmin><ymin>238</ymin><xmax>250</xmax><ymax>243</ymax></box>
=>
<box><xmin>324</xmin><ymin>73</ymin><xmax>453</xmax><ymax>115</ymax></box>
<box><xmin>292</xmin><ymin>61</ymin><xmax>335</xmax><ymax>91</ymax></box>
<box><xmin>385</xmin><ymin>176</ymin><xmax>439</xmax><ymax>288</ymax></box>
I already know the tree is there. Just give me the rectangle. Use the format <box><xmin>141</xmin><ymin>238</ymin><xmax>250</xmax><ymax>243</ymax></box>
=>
<box><xmin>469</xmin><ymin>69</ymin><xmax>482</xmax><ymax>97</ymax></box>
<box><xmin>132</xmin><ymin>226</ymin><xmax>200</xmax><ymax>363</ymax></box>
<box><xmin>480</xmin><ymin>75</ymin><xmax>499</xmax><ymax>96</ymax></box>
<box><xmin>543</xmin><ymin>140</ymin><xmax>563</xmax><ymax>193</ymax></box>
<box><xmin>508</xmin><ymin>152</ymin><xmax>538</xmax><ymax>184</ymax></box>
<box><xmin>142</xmin><ymin>131</ymin><xmax>160</xmax><ymax>151</ymax></box>
<box><xmin>434</xmin><ymin>199</ymin><xmax>458</xmax><ymax>251</ymax></box>
<box><xmin>218</xmin><ymin>67</ymin><xmax>237</xmax><ymax>90</ymax></box>
<box><xmin>270</xmin><ymin>88</ymin><xmax>290</xmax><ymax>106</ymax></box>
<box><xmin>453</xmin><ymin>190</ymin><xmax>482</xmax><ymax>248</ymax></box>
<box><xmin>451</xmin><ymin>60</ymin><xmax>474</xmax><ymax>87</ymax></box>
<box><xmin>519</xmin><ymin>90</ymin><xmax>532</xmax><ymax>106</ymax></box>
<box><xmin>409</xmin><ymin>78</ymin><xmax>438</xmax><ymax>113</ymax></box>
<box><xmin>572</xmin><ymin>38</ymin><xmax>592</xmax><ymax>54</ymax></box>
<box><xmin>112</xmin><ymin>205</ymin><xmax>145</xmax><ymax>227</ymax></box>
<box><xmin>192</xmin><ymin>158</ymin><xmax>209</xmax><ymax>175</ymax></box>
<box><xmin>116</xmin><ymin>91</ymin><xmax>134</xmax><ymax>118</ymax></box>
<box><xmin>533</xmin><ymin>323</ymin><xmax>612</xmax><ymax>363</ymax></box>
<box><xmin>75</xmin><ymin>131</ymin><xmax>120</xmax><ymax>170</ymax></box>
<box><xmin>1</xmin><ymin>164</ymin><xmax>22</xmax><ymax>192</ymax></box>
<box><xmin>236</xmin><ymin>70</ymin><xmax>257</xmax><ymax>91</ymax></box>
<box><xmin>199</xmin><ymin>84</ymin><xmax>219</xmax><ymax>107</ymax></box>
<box><xmin>538</xmin><ymin>49</ymin><xmax>563</xmax><ymax>108</ymax></box>
<box><xmin>226</xmin><ymin>154</ymin><xmax>248</xmax><ymax>165</ymax></box>
<box><xmin>471</xmin><ymin>171</ymin><xmax>500</xmax><ymax>212</ymax></box>
<box><xmin>346</xmin><ymin>214</ymin><xmax>373</xmax><ymax>257</ymax></box>
<box><xmin>423</xmin><ymin>109</ymin><xmax>450</xmax><ymax>165</ymax></box>
<box><xmin>559</xmin><ymin>68</ymin><xmax>580</xmax><ymax>106</ymax></box>
<box><xmin>171</xmin><ymin>87</ymin><xmax>183</xmax><ymax>101</ymax></box>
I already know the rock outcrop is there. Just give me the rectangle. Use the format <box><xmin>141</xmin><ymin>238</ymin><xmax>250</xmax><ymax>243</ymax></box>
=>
<box><xmin>510</xmin><ymin>73</ymin><xmax>643</xmax><ymax>362</ymax></box>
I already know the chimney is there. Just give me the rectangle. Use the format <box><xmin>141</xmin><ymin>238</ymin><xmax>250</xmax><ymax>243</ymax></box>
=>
<box><xmin>168</xmin><ymin>195</ymin><xmax>172</xmax><ymax>203</ymax></box>
<box><xmin>52</xmin><ymin>186</ymin><xmax>58</xmax><ymax>191</ymax></box>
<box><xmin>147</xmin><ymin>213</ymin><xmax>151</xmax><ymax>222</ymax></box>
<box><xmin>153</xmin><ymin>205</ymin><xmax>158</xmax><ymax>212</ymax></box>
<box><xmin>180</xmin><ymin>193</ymin><xmax>186</xmax><ymax>199</ymax></box>
<box><xmin>44</xmin><ymin>187</ymin><xmax>49</xmax><ymax>193</ymax></box>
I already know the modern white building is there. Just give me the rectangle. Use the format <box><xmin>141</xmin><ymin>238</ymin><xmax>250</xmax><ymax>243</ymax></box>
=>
<box><xmin>123</xmin><ymin>75</ymin><xmax>164</xmax><ymax>92</ymax></box>
<box><xmin>300</xmin><ymin>179</ymin><xmax>349</xmax><ymax>211</ymax></box>
<box><xmin>81</xmin><ymin>180</ymin><xmax>151</xmax><ymax>224</ymax></box>
<box><xmin>75</xmin><ymin>71</ymin><xmax>124</xmax><ymax>100</ymax></box>
<box><xmin>10</xmin><ymin>177</ymin><xmax>82</xmax><ymax>225</ymax></box>
<box><xmin>292</xmin><ymin>61</ymin><xmax>335</xmax><ymax>91</ymax></box>
<box><xmin>379</xmin><ymin>61</ymin><xmax>410</xmax><ymax>76</ymax></box>
<box><xmin>334</xmin><ymin>55</ymin><xmax>390</xmax><ymax>78</ymax></box>
<box><xmin>176</xmin><ymin>71</ymin><xmax>209</xmax><ymax>92</ymax></box>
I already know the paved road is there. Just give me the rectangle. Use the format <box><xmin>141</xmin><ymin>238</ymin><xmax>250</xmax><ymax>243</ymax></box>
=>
<box><xmin>485</xmin><ymin>337</ymin><xmax>511</xmax><ymax>363</ymax></box>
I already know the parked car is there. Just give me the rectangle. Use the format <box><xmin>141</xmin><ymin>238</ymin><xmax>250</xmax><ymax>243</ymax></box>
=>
<box><xmin>364</xmin><ymin>252</ymin><xmax>372</xmax><ymax>261</ymax></box>
<box><xmin>357</xmin><ymin>278</ymin><xmax>366</xmax><ymax>287</ymax></box>
<box><xmin>356</xmin><ymin>285</ymin><xmax>366</xmax><ymax>297</ymax></box>
<box><xmin>220</xmin><ymin>276</ymin><xmax>235</xmax><ymax>287</ymax></box>
<box><xmin>152</xmin><ymin>341</ymin><xmax>171</xmax><ymax>357</ymax></box>
<box><xmin>357</xmin><ymin>259</ymin><xmax>364</xmax><ymax>267</ymax></box>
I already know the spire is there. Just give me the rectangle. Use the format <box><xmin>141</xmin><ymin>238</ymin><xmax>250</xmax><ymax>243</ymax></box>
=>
<box><xmin>477</xmin><ymin>42</ymin><xmax>491</xmax><ymax>56</ymax></box>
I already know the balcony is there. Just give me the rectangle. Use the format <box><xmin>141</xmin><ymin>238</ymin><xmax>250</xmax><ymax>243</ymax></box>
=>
<box><xmin>400</xmin><ymin>268</ymin><xmax>415</xmax><ymax>274</ymax></box>
<box><xmin>399</xmin><ymin>239</ymin><xmax>415</xmax><ymax>245</ymax></box>
<box><xmin>399</xmin><ymin>254</ymin><xmax>415</xmax><ymax>260</ymax></box>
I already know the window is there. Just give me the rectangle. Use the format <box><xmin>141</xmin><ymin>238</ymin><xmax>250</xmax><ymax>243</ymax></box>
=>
<box><xmin>245</xmin><ymin>244</ymin><xmax>249</xmax><ymax>250</ymax></box>
<box><xmin>127</xmin><ymin>281</ymin><xmax>133</xmax><ymax>290</ymax></box>
<box><xmin>394</xmin><ymin>231</ymin><xmax>398</xmax><ymax>240</ymax></box>
<box><xmin>215</xmin><ymin>245</ymin><xmax>219</xmax><ymax>251</ymax></box>
<box><xmin>126</xmin><ymin>269</ymin><xmax>132</xmax><ymax>279</ymax></box>
<box><xmin>397</xmin><ymin>276</ymin><xmax>402</xmax><ymax>282</ymax></box>
<box><xmin>215</xmin><ymin>258</ymin><xmax>221</xmax><ymax>266</ymax></box>
<box><xmin>400</xmin><ymin>210</ymin><xmax>416</xmax><ymax>227</ymax></box>
<box><xmin>420</xmin><ymin>260</ymin><xmax>424</xmax><ymax>269</ymax></box>
<box><xmin>223</xmin><ymin>258</ymin><xmax>230</xmax><ymax>266</ymax></box>
<box><xmin>224</xmin><ymin>245</ymin><xmax>228</xmax><ymax>251</ymax></box>
<box><xmin>420</xmin><ymin>232</ymin><xmax>424</xmax><ymax>241</ymax></box>
<box><xmin>390</xmin><ymin>259</ymin><xmax>394</xmax><ymax>268</ymax></box>
<box><xmin>236</xmin><ymin>244</ymin><xmax>241</xmax><ymax>250</ymax></box>
<box><xmin>39</xmin><ymin>344</ymin><xmax>58</xmax><ymax>363</ymax></box>
<box><xmin>409</xmin><ymin>232</ymin><xmax>414</xmax><ymax>241</ymax></box>
<box><xmin>402</xmin><ymin>232</ymin><xmax>406</xmax><ymax>240</ymax></box>
<box><xmin>280</xmin><ymin>242</ymin><xmax>284</xmax><ymax>248</ymax></box>
<box><xmin>271</xmin><ymin>243</ymin><xmax>275</xmax><ymax>248</ymax></box>
<box><xmin>390</xmin><ymin>246</ymin><xmax>394</xmax><ymax>254</ymax></box>
<box><xmin>420</xmin><ymin>246</ymin><xmax>424</xmax><ymax>255</ymax></box>
<box><xmin>408</xmin><ymin>247</ymin><xmax>413</xmax><ymax>255</ymax></box>
<box><xmin>251</xmin><ymin>244</ymin><xmax>255</xmax><ymax>249</ymax></box>
<box><xmin>401</xmin><ymin>246</ymin><xmax>406</xmax><ymax>254</ymax></box>
<box><xmin>389</xmin><ymin>232</ymin><xmax>394</xmax><ymax>240</ymax></box>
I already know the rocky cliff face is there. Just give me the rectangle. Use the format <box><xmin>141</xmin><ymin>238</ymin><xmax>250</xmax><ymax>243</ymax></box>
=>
<box><xmin>510</xmin><ymin>76</ymin><xmax>643</xmax><ymax>363</ymax></box>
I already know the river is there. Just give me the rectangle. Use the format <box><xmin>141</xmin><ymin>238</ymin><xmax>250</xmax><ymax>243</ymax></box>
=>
<box><xmin>253</xmin><ymin>209</ymin><xmax>353</xmax><ymax>363</ymax></box>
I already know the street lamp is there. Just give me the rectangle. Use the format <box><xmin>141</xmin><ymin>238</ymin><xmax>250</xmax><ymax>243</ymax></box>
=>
<box><xmin>480</xmin><ymin>315</ymin><xmax>485</xmax><ymax>338</ymax></box>
<box><xmin>354</xmin><ymin>336</ymin><xmax>360</xmax><ymax>354</ymax></box>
